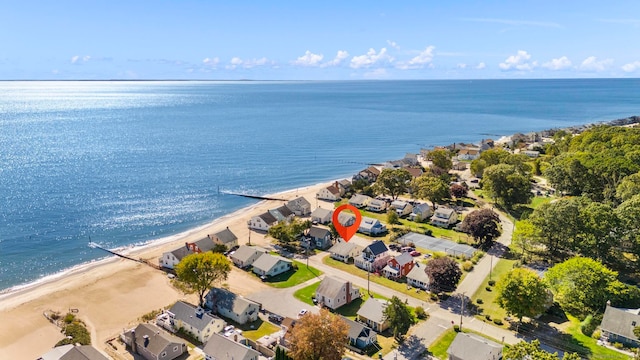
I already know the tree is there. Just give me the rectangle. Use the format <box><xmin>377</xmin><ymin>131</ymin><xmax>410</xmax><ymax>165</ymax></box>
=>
<box><xmin>495</xmin><ymin>268</ymin><xmax>549</xmax><ymax>321</ymax></box>
<box><xmin>634</xmin><ymin>325</ymin><xmax>640</xmax><ymax>339</ymax></box>
<box><xmin>372</xmin><ymin>168</ymin><xmax>412</xmax><ymax>200</ymax></box>
<box><xmin>289</xmin><ymin>309</ymin><xmax>348</xmax><ymax>360</ymax></box>
<box><xmin>425</xmin><ymin>257</ymin><xmax>462</xmax><ymax>293</ymax></box>
<box><xmin>427</xmin><ymin>149</ymin><xmax>453</xmax><ymax>172</ymax></box>
<box><xmin>459</xmin><ymin>209</ymin><xmax>501</xmax><ymax>246</ymax></box>
<box><xmin>411</xmin><ymin>174</ymin><xmax>450</xmax><ymax>208</ymax></box>
<box><xmin>450</xmin><ymin>183</ymin><xmax>467</xmax><ymax>200</ymax></box>
<box><xmin>386</xmin><ymin>209</ymin><xmax>400</xmax><ymax>225</ymax></box>
<box><xmin>616</xmin><ymin>195</ymin><xmax>640</xmax><ymax>271</ymax></box>
<box><xmin>578</xmin><ymin>202</ymin><xmax>620</xmax><ymax>264</ymax></box>
<box><xmin>528</xmin><ymin>197</ymin><xmax>587</xmax><ymax>259</ymax></box>
<box><xmin>383</xmin><ymin>296</ymin><xmax>415</xmax><ymax>340</ymax></box>
<box><xmin>617</xmin><ymin>172</ymin><xmax>640</xmax><ymax>202</ymax></box>
<box><xmin>504</xmin><ymin>340</ymin><xmax>561</xmax><ymax>360</ymax></box>
<box><xmin>174</xmin><ymin>252</ymin><xmax>231</xmax><ymax>306</ymax></box>
<box><xmin>543</xmin><ymin>257</ymin><xmax>619</xmax><ymax>317</ymax></box>
<box><xmin>512</xmin><ymin>220</ymin><xmax>540</xmax><ymax>263</ymax></box>
<box><xmin>268</xmin><ymin>218</ymin><xmax>311</xmax><ymax>244</ymax></box>
<box><xmin>481</xmin><ymin>164</ymin><xmax>532</xmax><ymax>208</ymax></box>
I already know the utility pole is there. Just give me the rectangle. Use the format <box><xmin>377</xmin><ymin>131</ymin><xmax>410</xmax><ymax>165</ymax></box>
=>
<box><xmin>460</xmin><ymin>292</ymin><xmax>466</xmax><ymax>330</ymax></box>
<box><xmin>248</xmin><ymin>230</ymin><xmax>251</xmax><ymax>246</ymax></box>
<box><xmin>489</xmin><ymin>255</ymin><xmax>493</xmax><ymax>280</ymax></box>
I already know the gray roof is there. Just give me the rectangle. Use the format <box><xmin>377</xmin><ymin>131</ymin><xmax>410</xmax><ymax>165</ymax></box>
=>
<box><xmin>393</xmin><ymin>252</ymin><xmax>414</xmax><ymax>266</ymax></box>
<box><xmin>169</xmin><ymin>301</ymin><xmax>220</xmax><ymax>332</ymax></box>
<box><xmin>231</xmin><ymin>245</ymin><xmax>267</xmax><ymax>263</ymax></box>
<box><xmin>412</xmin><ymin>203</ymin><xmax>431</xmax><ymax>213</ymax></box>
<box><xmin>308</xmin><ymin>226</ymin><xmax>331</xmax><ymax>239</ymax></box>
<box><xmin>213</xmin><ymin>228</ymin><xmax>238</xmax><ymax>244</ymax></box>
<box><xmin>203</xmin><ymin>334</ymin><xmax>260</xmax><ymax>360</ymax></box>
<box><xmin>447</xmin><ymin>333</ymin><xmax>503</xmax><ymax>360</ymax></box>
<box><xmin>601</xmin><ymin>305</ymin><xmax>640</xmax><ymax>340</ymax></box>
<box><xmin>193</xmin><ymin>237</ymin><xmax>216</xmax><ymax>252</ymax></box>
<box><xmin>170</xmin><ymin>246</ymin><xmax>192</xmax><ymax>261</ymax></box>
<box><xmin>258</xmin><ymin>212</ymin><xmax>278</xmax><ymax>225</ymax></box>
<box><xmin>349</xmin><ymin>194</ymin><xmax>372</xmax><ymax>204</ymax></box>
<box><xmin>252</xmin><ymin>253</ymin><xmax>292</xmax><ymax>273</ymax></box>
<box><xmin>287</xmin><ymin>196</ymin><xmax>311</xmax><ymax>209</ymax></box>
<box><xmin>275</xmin><ymin>205</ymin><xmax>294</xmax><ymax>218</ymax></box>
<box><xmin>391</xmin><ymin>200</ymin><xmax>410</xmax><ymax>209</ymax></box>
<box><xmin>124</xmin><ymin>323</ymin><xmax>183</xmax><ymax>358</ymax></box>
<box><xmin>357</xmin><ymin>298</ymin><xmax>388</xmax><ymax>324</ymax></box>
<box><xmin>329</xmin><ymin>241</ymin><xmax>361</xmax><ymax>257</ymax></box>
<box><xmin>342</xmin><ymin>317</ymin><xmax>373</xmax><ymax>341</ymax></box>
<box><xmin>406</xmin><ymin>262</ymin><xmax>430</xmax><ymax>284</ymax></box>
<box><xmin>207</xmin><ymin>287</ymin><xmax>260</xmax><ymax>316</ymax></box>
<box><xmin>311</xmin><ymin>207</ymin><xmax>333</xmax><ymax>219</ymax></box>
<box><xmin>59</xmin><ymin>346</ymin><xmax>110</xmax><ymax>360</ymax></box>
<box><xmin>368</xmin><ymin>199</ymin><xmax>386</xmax><ymax>207</ymax></box>
<box><xmin>338</xmin><ymin>212</ymin><xmax>356</xmax><ymax>225</ymax></box>
<box><xmin>39</xmin><ymin>344</ymin><xmax>74</xmax><ymax>360</ymax></box>
<box><xmin>434</xmin><ymin>207</ymin><xmax>455</xmax><ymax>217</ymax></box>
<box><xmin>315</xmin><ymin>276</ymin><xmax>355</xmax><ymax>300</ymax></box>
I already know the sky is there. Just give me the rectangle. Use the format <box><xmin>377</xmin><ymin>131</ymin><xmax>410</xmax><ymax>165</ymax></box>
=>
<box><xmin>1</xmin><ymin>0</ymin><xmax>640</xmax><ymax>80</ymax></box>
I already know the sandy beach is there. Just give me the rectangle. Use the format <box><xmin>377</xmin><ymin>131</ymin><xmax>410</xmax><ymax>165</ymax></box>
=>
<box><xmin>0</xmin><ymin>180</ymin><xmax>335</xmax><ymax>359</ymax></box>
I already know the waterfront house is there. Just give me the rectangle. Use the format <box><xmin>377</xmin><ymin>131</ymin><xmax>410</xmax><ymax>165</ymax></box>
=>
<box><xmin>168</xmin><ymin>301</ymin><xmax>226</xmax><ymax>343</ymax></box>
<box><xmin>338</xmin><ymin>212</ymin><xmax>356</xmax><ymax>227</ymax></box>
<box><xmin>329</xmin><ymin>241</ymin><xmax>363</xmax><ymax>263</ymax></box>
<box><xmin>337</xmin><ymin>179</ymin><xmax>352</xmax><ymax>195</ymax></box>
<box><xmin>286</xmin><ymin>196</ymin><xmax>312</xmax><ymax>216</ymax></box>
<box><xmin>409</xmin><ymin>202</ymin><xmax>432</xmax><ymax>222</ymax></box>
<box><xmin>447</xmin><ymin>333</ymin><xmax>503</xmax><ymax>360</ymax></box>
<box><xmin>349</xmin><ymin>194</ymin><xmax>373</xmax><ymax>208</ymax></box>
<box><xmin>203</xmin><ymin>334</ymin><xmax>260</xmax><ymax>360</ymax></box>
<box><xmin>354</xmin><ymin>240</ymin><xmax>390</xmax><ymax>272</ymax></box>
<box><xmin>390</xmin><ymin>200</ymin><xmax>413</xmax><ymax>217</ymax></box>
<box><xmin>600</xmin><ymin>305</ymin><xmax>640</xmax><ymax>347</ymax></box>
<box><xmin>269</xmin><ymin>205</ymin><xmax>295</xmax><ymax>222</ymax></box>
<box><xmin>248</xmin><ymin>212</ymin><xmax>278</xmax><ymax>231</ymax></box>
<box><xmin>405</xmin><ymin>167</ymin><xmax>423</xmax><ymax>178</ymax></box>
<box><xmin>185</xmin><ymin>236</ymin><xmax>216</xmax><ymax>253</ymax></box>
<box><xmin>205</xmin><ymin>287</ymin><xmax>261</xmax><ymax>325</ymax></box>
<box><xmin>314</xmin><ymin>276</ymin><xmax>360</xmax><ymax>310</ymax></box>
<box><xmin>304</xmin><ymin>226</ymin><xmax>333</xmax><ymax>250</ymax></box>
<box><xmin>382</xmin><ymin>252</ymin><xmax>414</xmax><ymax>280</ymax></box>
<box><xmin>367</xmin><ymin>199</ymin><xmax>388</xmax><ymax>212</ymax></box>
<box><xmin>358</xmin><ymin>217</ymin><xmax>387</xmax><ymax>236</ymax></box>
<box><xmin>121</xmin><ymin>323</ymin><xmax>186</xmax><ymax>360</ymax></box>
<box><xmin>352</xmin><ymin>166</ymin><xmax>381</xmax><ymax>183</ymax></box>
<box><xmin>229</xmin><ymin>245</ymin><xmax>268</xmax><ymax>268</ymax></box>
<box><xmin>39</xmin><ymin>345</ymin><xmax>111</xmax><ymax>360</ymax></box>
<box><xmin>317</xmin><ymin>184</ymin><xmax>342</xmax><ymax>201</ymax></box>
<box><xmin>430</xmin><ymin>207</ymin><xmax>458</xmax><ymax>228</ymax></box>
<box><xmin>356</xmin><ymin>298</ymin><xmax>389</xmax><ymax>332</ymax></box>
<box><xmin>210</xmin><ymin>227</ymin><xmax>238</xmax><ymax>250</ymax></box>
<box><xmin>159</xmin><ymin>246</ymin><xmax>192</xmax><ymax>270</ymax></box>
<box><xmin>252</xmin><ymin>253</ymin><xmax>292</xmax><ymax>278</ymax></box>
<box><xmin>310</xmin><ymin>207</ymin><xmax>333</xmax><ymax>224</ymax></box>
<box><xmin>457</xmin><ymin>148</ymin><xmax>480</xmax><ymax>160</ymax></box>
<box><xmin>406</xmin><ymin>262</ymin><xmax>430</xmax><ymax>290</ymax></box>
<box><xmin>342</xmin><ymin>317</ymin><xmax>377</xmax><ymax>350</ymax></box>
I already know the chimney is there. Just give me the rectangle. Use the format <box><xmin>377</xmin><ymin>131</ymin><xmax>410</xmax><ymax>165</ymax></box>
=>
<box><xmin>130</xmin><ymin>329</ymin><xmax>137</xmax><ymax>354</ymax></box>
<box><xmin>143</xmin><ymin>334</ymin><xmax>150</xmax><ymax>347</ymax></box>
<box><xmin>346</xmin><ymin>282</ymin><xmax>352</xmax><ymax>304</ymax></box>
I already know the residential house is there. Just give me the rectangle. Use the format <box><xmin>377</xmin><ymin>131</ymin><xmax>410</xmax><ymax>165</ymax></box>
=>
<box><xmin>185</xmin><ymin>236</ymin><xmax>216</xmax><ymax>253</ymax></box>
<box><xmin>354</xmin><ymin>240</ymin><xmax>390</xmax><ymax>272</ymax></box>
<box><xmin>314</xmin><ymin>276</ymin><xmax>360</xmax><ymax>310</ymax></box>
<box><xmin>310</xmin><ymin>207</ymin><xmax>333</xmax><ymax>224</ymax></box>
<box><xmin>600</xmin><ymin>305</ymin><xmax>640</xmax><ymax>347</ymax></box>
<box><xmin>382</xmin><ymin>252</ymin><xmax>414</xmax><ymax>280</ymax></box>
<box><xmin>205</xmin><ymin>287</ymin><xmax>261</xmax><ymax>325</ymax></box>
<box><xmin>317</xmin><ymin>184</ymin><xmax>342</xmax><ymax>201</ymax></box>
<box><xmin>328</xmin><ymin>241</ymin><xmax>363</xmax><ymax>263</ymax></box>
<box><xmin>229</xmin><ymin>246</ymin><xmax>268</xmax><ymax>268</ymax></box>
<box><xmin>38</xmin><ymin>345</ymin><xmax>75</xmax><ymax>360</ymax></box>
<box><xmin>203</xmin><ymin>334</ymin><xmax>260</xmax><ymax>360</ymax></box>
<box><xmin>367</xmin><ymin>199</ymin><xmax>388</xmax><ymax>213</ymax></box>
<box><xmin>353</xmin><ymin>166</ymin><xmax>381</xmax><ymax>183</ymax></box>
<box><xmin>269</xmin><ymin>205</ymin><xmax>295</xmax><ymax>222</ymax></box>
<box><xmin>390</xmin><ymin>200</ymin><xmax>413</xmax><ymax>217</ymax></box>
<box><xmin>279</xmin><ymin>317</ymin><xmax>298</xmax><ymax>348</ymax></box>
<box><xmin>521</xmin><ymin>150</ymin><xmax>540</xmax><ymax>158</ymax></box>
<box><xmin>343</xmin><ymin>317</ymin><xmax>377</xmax><ymax>350</ymax></box>
<box><xmin>430</xmin><ymin>207</ymin><xmax>458</xmax><ymax>228</ymax></box>
<box><xmin>39</xmin><ymin>345</ymin><xmax>111</xmax><ymax>360</ymax></box>
<box><xmin>159</xmin><ymin>246</ymin><xmax>192</xmax><ymax>269</ymax></box>
<box><xmin>168</xmin><ymin>301</ymin><xmax>226</xmax><ymax>343</ymax></box>
<box><xmin>358</xmin><ymin>217</ymin><xmax>387</xmax><ymax>236</ymax></box>
<box><xmin>356</xmin><ymin>298</ymin><xmax>389</xmax><ymax>332</ymax></box>
<box><xmin>304</xmin><ymin>226</ymin><xmax>333</xmax><ymax>250</ymax></box>
<box><xmin>452</xmin><ymin>161</ymin><xmax>468</xmax><ymax>171</ymax></box>
<box><xmin>247</xmin><ymin>212</ymin><xmax>278</xmax><ymax>231</ymax></box>
<box><xmin>457</xmin><ymin>148</ymin><xmax>480</xmax><ymax>161</ymax></box>
<box><xmin>405</xmin><ymin>167</ymin><xmax>423</xmax><ymax>178</ymax></box>
<box><xmin>252</xmin><ymin>254</ymin><xmax>293</xmax><ymax>278</ymax></box>
<box><xmin>409</xmin><ymin>203</ymin><xmax>432</xmax><ymax>222</ymax></box>
<box><xmin>286</xmin><ymin>196</ymin><xmax>312</xmax><ymax>216</ymax></box>
<box><xmin>210</xmin><ymin>227</ymin><xmax>238</xmax><ymax>250</ymax></box>
<box><xmin>406</xmin><ymin>262</ymin><xmax>430</xmax><ymax>290</ymax></box>
<box><xmin>447</xmin><ymin>333</ymin><xmax>503</xmax><ymax>360</ymax></box>
<box><xmin>349</xmin><ymin>194</ymin><xmax>373</xmax><ymax>208</ymax></box>
<box><xmin>121</xmin><ymin>323</ymin><xmax>186</xmax><ymax>360</ymax></box>
<box><xmin>338</xmin><ymin>212</ymin><xmax>356</xmax><ymax>227</ymax></box>
<box><xmin>404</xmin><ymin>153</ymin><xmax>419</xmax><ymax>166</ymax></box>
<box><xmin>338</xmin><ymin>179</ymin><xmax>352</xmax><ymax>195</ymax></box>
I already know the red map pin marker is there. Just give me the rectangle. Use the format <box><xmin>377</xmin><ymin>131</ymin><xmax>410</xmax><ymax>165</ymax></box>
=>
<box><xmin>332</xmin><ymin>204</ymin><xmax>362</xmax><ymax>242</ymax></box>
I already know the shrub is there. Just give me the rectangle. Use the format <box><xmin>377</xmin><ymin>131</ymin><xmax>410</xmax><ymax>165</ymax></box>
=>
<box><xmin>485</xmin><ymin>314</ymin><xmax>491</xmax><ymax>321</ymax></box>
<box><xmin>462</xmin><ymin>261</ymin><xmax>474</xmax><ymax>272</ymax></box>
<box><xmin>591</xmin><ymin>329</ymin><xmax>601</xmax><ymax>340</ymax></box>
<box><xmin>453</xmin><ymin>325</ymin><xmax>460</xmax><ymax>332</ymax></box>
<box><xmin>476</xmin><ymin>299</ymin><xmax>484</xmax><ymax>304</ymax></box>
<box><xmin>430</xmin><ymin>293</ymin><xmax>439</xmax><ymax>301</ymax></box>
<box><xmin>485</xmin><ymin>286</ymin><xmax>492</xmax><ymax>292</ymax></box>
<box><xmin>63</xmin><ymin>313</ymin><xmax>76</xmax><ymax>324</ymax></box>
<box><xmin>580</xmin><ymin>314</ymin><xmax>596</xmax><ymax>337</ymax></box>
<box><xmin>613</xmin><ymin>342</ymin><xmax>623</xmax><ymax>349</ymax></box>
<box><xmin>423</xmin><ymin>228</ymin><xmax>433</xmax><ymax>236</ymax></box>
<box><xmin>493</xmin><ymin>319</ymin><xmax>503</xmax><ymax>326</ymax></box>
<box><xmin>415</xmin><ymin>306</ymin><xmax>428</xmax><ymax>320</ymax></box>
<box><xmin>56</xmin><ymin>323</ymin><xmax>91</xmax><ymax>346</ymax></box>
<box><xmin>432</xmin><ymin>252</ymin><xmax>444</xmax><ymax>259</ymax></box>
<box><xmin>141</xmin><ymin>309</ymin><xmax>163</xmax><ymax>322</ymax></box>
<box><xmin>488</xmin><ymin>280</ymin><xmax>496</xmax><ymax>287</ymax></box>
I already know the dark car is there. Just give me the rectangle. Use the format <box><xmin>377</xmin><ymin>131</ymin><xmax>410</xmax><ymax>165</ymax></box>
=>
<box><xmin>269</xmin><ymin>314</ymin><xmax>284</xmax><ymax>323</ymax></box>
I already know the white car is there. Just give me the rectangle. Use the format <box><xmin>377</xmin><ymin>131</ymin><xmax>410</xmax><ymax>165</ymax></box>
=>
<box><xmin>298</xmin><ymin>309</ymin><xmax>308</xmax><ymax>318</ymax></box>
<box><xmin>224</xmin><ymin>325</ymin><xmax>234</xmax><ymax>332</ymax></box>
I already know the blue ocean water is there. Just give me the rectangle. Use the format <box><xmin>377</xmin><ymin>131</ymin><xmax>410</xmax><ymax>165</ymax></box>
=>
<box><xmin>1</xmin><ymin>79</ymin><xmax>638</xmax><ymax>291</ymax></box>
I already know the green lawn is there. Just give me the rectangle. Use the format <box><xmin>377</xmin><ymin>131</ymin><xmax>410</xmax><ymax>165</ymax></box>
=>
<box><xmin>293</xmin><ymin>281</ymin><xmax>320</xmax><ymax>306</ymax></box>
<box><xmin>470</xmin><ymin>258</ymin><xmax>517</xmax><ymax>326</ymax></box>
<box><xmin>530</xmin><ymin>196</ymin><xmax>552</xmax><ymax>209</ymax></box>
<box><xmin>429</xmin><ymin>329</ymin><xmax>457</xmax><ymax>359</ymax></box>
<box><xmin>564</xmin><ymin>315</ymin><xmax>630</xmax><ymax>360</ymax></box>
<box><xmin>293</xmin><ymin>280</ymin><xmax>389</xmax><ymax>319</ymax></box>
<box><xmin>241</xmin><ymin>319</ymin><xmax>281</xmax><ymax>341</ymax></box>
<box><xmin>260</xmin><ymin>261</ymin><xmax>323</xmax><ymax>288</ymax></box>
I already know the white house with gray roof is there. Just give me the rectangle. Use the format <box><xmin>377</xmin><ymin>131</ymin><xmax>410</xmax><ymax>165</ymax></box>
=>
<box><xmin>447</xmin><ymin>333</ymin><xmax>503</xmax><ymax>360</ymax></box>
<box><xmin>203</xmin><ymin>334</ymin><xmax>260</xmax><ymax>360</ymax></box>
<box><xmin>167</xmin><ymin>301</ymin><xmax>225</xmax><ymax>343</ymax></box>
<box><xmin>356</xmin><ymin>298</ymin><xmax>389</xmax><ymax>332</ymax></box>
<box><xmin>252</xmin><ymin>254</ymin><xmax>292</xmax><ymax>278</ymax></box>
<box><xmin>287</xmin><ymin>196</ymin><xmax>312</xmax><ymax>216</ymax></box>
<box><xmin>430</xmin><ymin>207</ymin><xmax>458</xmax><ymax>227</ymax></box>
<box><xmin>39</xmin><ymin>345</ymin><xmax>111</xmax><ymax>360</ymax></box>
<box><xmin>600</xmin><ymin>304</ymin><xmax>640</xmax><ymax>347</ymax></box>
<box><xmin>391</xmin><ymin>200</ymin><xmax>413</xmax><ymax>217</ymax></box>
<box><xmin>205</xmin><ymin>287</ymin><xmax>261</xmax><ymax>325</ymax></box>
<box><xmin>317</xmin><ymin>184</ymin><xmax>342</xmax><ymax>201</ymax></box>
<box><xmin>229</xmin><ymin>246</ymin><xmax>268</xmax><ymax>269</ymax></box>
<box><xmin>406</xmin><ymin>262</ymin><xmax>430</xmax><ymax>290</ymax></box>
<box><xmin>210</xmin><ymin>227</ymin><xmax>238</xmax><ymax>250</ymax></box>
<box><xmin>410</xmin><ymin>202</ymin><xmax>432</xmax><ymax>222</ymax></box>
<box><xmin>159</xmin><ymin>246</ymin><xmax>192</xmax><ymax>269</ymax></box>
<box><xmin>311</xmin><ymin>207</ymin><xmax>333</xmax><ymax>224</ymax></box>
<box><xmin>248</xmin><ymin>212</ymin><xmax>278</xmax><ymax>231</ymax></box>
<box><xmin>349</xmin><ymin>194</ymin><xmax>372</xmax><ymax>208</ymax></box>
<box><xmin>342</xmin><ymin>317</ymin><xmax>377</xmax><ymax>350</ymax></box>
<box><xmin>121</xmin><ymin>323</ymin><xmax>186</xmax><ymax>360</ymax></box>
<box><xmin>367</xmin><ymin>199</ymin><xmax>388</xmax><ymax>212</ymax></box>
<box><xmin>328</xmin><ymin>241</ymin><xmax>363</xmax><ymax>263</ymax></box>
<box><xmin>269</xmin><ymin>205</ymin><xmax>294</xmax><ymax>222</ymax></box>
<box><xmin>358</xmin><ymin>217</ymin><xmax>387</xmax><ymax>236</ymax></box>
<box><xmin>314</xmin><ymin>276</ymin><xmax>360</xmax><ymax>310</ymax></box>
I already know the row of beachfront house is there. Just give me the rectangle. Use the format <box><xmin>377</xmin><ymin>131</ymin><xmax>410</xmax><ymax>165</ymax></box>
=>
<box><xmin>159</xmin><ymin>227</ymin><xmax>239</xmax><ymax>270</ymax></box>
<box><xmin>229</xmin><ymin>245</ymin><xmax>293</xmax><ymax>278</ymax></box>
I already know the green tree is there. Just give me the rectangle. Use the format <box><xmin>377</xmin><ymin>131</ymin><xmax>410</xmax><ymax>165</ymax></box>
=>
<box><xmin>425</xmin><ymin>257</ymin><xmax>462</xmax><ymax>293</ymax></box>
<box><xmin>512</xmin><ymin>220</ymin><xmax>540</xmax><ymax>262</ymax></box>
<box><xmin>174</xmin><ymin>252</ymin><xmax>232</xmax><ymax>306</ymax></box>
<box><xmin>528</xmin><ymin>197</ymin><xmax>587</xmax><ymax>259</ymax></box>
<box><xmin>634</xmin><ymin>325</ymin><xmax>640</xmax><ymax>339</ymax></box>
<box><xmin>383</xmin><ymin>296</ymin><xmax>415</xmax><ymax>340</ymax></box>
<box><xmin>617</xmin><ymin>172</ymin><xmax>640</xmax><ymax>202</ymax></box>
<box><xmin>411</xmin><ymin>174</ymin><xmax>450</xmax><ymax>208</ymax></box>
<box><xmin>495</xmin><ymin>268</ymin><xmax>549</xmax><ymax>321</ymax></box>
<box><xmin>459</xmin><ymin>208</ymin><xmax>501</xmax><ymax>246</ymax></box>
<box><xmin>578</xmin><ymin>202</ymin><xmax>620</xmax><ymax>264</ymax></box>
<box><xmin>289</xmin><ymin>309</ymin><xmax>348</xmax><ymax>360</ymax></box>
<box><xmin>386</xmin><ymin>209</ymin><xmax>400</xmax><ymax>225</ymax></box>
<box><xmin>504</xmin><ymin>340</ymin><xmax>560</xmax><ymax>360</ymax></box>
<box><xmin>616</xmin><ymin>195</ymin><xmax>640</xmax><ymax>270</ymax></box>
<box><xmin>481</xmin><ymin>164</ymin><xmax>532</xmax><ymax>208</ymax></box>
<box><xmin>544</xmin><ymin>153</ymin><xmax>593</xmax><ymax>197</ymax></box>
<box><xmin>372</xmin><ymin>168</ymin><xmax>412</xmax><ymax>200</ymax></box>
<box><xmin>427</xmin><ymin>149</ymin><xmax>453</xmax><ymax>172</ymax></box>
<box><xmin>268</xmin><ymin>218</ymin><xmax>311</xmax><ymax>244</ymax></box>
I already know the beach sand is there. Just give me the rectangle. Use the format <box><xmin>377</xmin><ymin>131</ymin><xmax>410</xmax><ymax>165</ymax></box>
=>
<box><xmin>0</xmin><ymin>181</ymin><xmax>336</xmax><ymax>359</ymax></box>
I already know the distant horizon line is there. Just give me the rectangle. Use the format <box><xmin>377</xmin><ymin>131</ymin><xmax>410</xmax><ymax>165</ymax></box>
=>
<box><xmin>1</xmin><ymin>77</ymin><xmax>638</xmax><ymax>82</ymax></box>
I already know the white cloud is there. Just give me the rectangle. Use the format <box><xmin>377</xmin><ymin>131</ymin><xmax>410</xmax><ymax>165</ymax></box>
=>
<box><xmin>476</xmin><ymin>62</ymin><xmax>486</xmax><ymax>70</ymax></box>
<box><xmin>202</xmin><ymin>57</ymin><xmax>220</xmax><ymax>67</ymax></box>
<box><xmin>71</xmin><ymin>55</ymin><xmax>79</xmax><ymax>64</ymax></box>
<box><xmin>457</xmin><ymin>63</ymin><xmax>468</xmax><ymax>69</ymax></box>
<box><xmin>622</xmin><ymin>61</ymin><xmax>640</xmax><ymax>72</ymax></box>
<box><xmin>396</xmin><ymin>46</ymin><xmax>435</xmax><ymax>70</ymax></box>
<box><xmin>387</xmin><ymin>40</ymin><xmax>400</xmax><ymax>50</ymax></box>
<box><xmin>83</xmin><ymin>55</ymin><xmax>91</xmax><ymax>62</ymax></box>
<box><xmin>350</xmin><ymin>48</ymin><xmax>393</xmax><ymax>69</ymax></box>
<box><xmin>323</xmin><ymin>50</ymin><xmax>349</xmax><ymax>67</ymax></box>
<box><xmin>225</xmin><ymin>57</ymin><xmax>272</xmax><ymax>70</ymax></box>
<box><xmin>542</xmin><ymin>56</ymin><xmax>572</xmax><ymax>70</ymax></box>
<box><xmin>292</xmin><ymin>50</ymin><xmax>324</xmax><ymax>67</ymax></box>
<box><xmin>71</xmin><ymin>55</ymin><xmax>91</xmax><ymax>64</ymax></box>
<box><xmin>578</xmin><ymin>56</ymin><xmax>613</xmax><ymax>72</ymax></box>
<box><xmin>499</xmin><ymin>50</ymin><xmax>537</xmax><ymax>71</ymax></box>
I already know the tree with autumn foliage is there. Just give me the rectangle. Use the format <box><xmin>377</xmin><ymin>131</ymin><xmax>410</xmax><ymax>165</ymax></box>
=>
<box><xmin>289</xmin><ymin>309</ymin><xmax>349</xmax><ymax>360</ymax></box>
<box><xmin>425</xmin><ymin>257</ymin><xmax>462</xmax><ymax>293</ymax></box>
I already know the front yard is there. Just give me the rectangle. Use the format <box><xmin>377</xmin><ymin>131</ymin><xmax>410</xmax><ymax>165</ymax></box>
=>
<box><xmin>470</xmin><ymin>258</ymin><xmax>517</xmax><ymax>327</ymax></box>
<box><xmin>258</xmin><ymin>260</ymin><xmax>323</xmax><ymax>288</ymax></box>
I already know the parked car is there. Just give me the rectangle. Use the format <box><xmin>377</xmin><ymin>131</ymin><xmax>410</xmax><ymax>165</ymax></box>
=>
<box><xmin>298</xmin><ymin>309</ymin><xmax>308</xmax><ymax>318</ymax></box>
<box><xmin>269</xmin><ymin>314</ymin><xmax>284</xmax><ymax>323</ymax></box>
<box><xmin>410</xmin><ymin>250</ymin><xmax>421</xmax><ymax>257</ymax></box>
